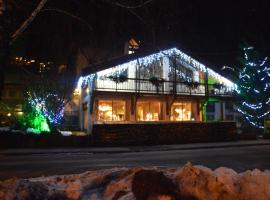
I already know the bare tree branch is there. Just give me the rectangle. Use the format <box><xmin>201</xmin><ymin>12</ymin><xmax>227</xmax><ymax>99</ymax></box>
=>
<box><xmin>10</xmin><ymin>0</ymin><xmax>48</xmax><ymax>45</ymax></box>
<box><xmin>125</xmin><ymin>7</ymin><xmax>148</xmax><ymax>25</ymax></box>
<box><xmin>40</xmin><ymin>8</ymin><xmax>93</xmax><ymax>32</ymax></box>
<box><xmin>109</xmin><ymin>0</ymin><xmax>155</xmax><ymax>9</ymax></box>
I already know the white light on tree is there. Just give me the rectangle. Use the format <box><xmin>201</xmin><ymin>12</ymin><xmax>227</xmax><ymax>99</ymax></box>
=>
<box><xmin>236</xmin><ymin>46</ymin><xmax>270</xmax><ymax>129</ymax></box>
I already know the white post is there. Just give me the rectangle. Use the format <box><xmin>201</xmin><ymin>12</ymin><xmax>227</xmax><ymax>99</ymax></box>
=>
<box><xmin>87</xmin><ymin>78</ymin><xmax>94</xmax><ymax>135</ymax></box>
<box><xmin>79</xmin><ymin>85</ymin><xmax>84</xmax><ymax>131</ymax></box>
<box><xmin>214</xmin><ymin>102</ymin><xmax>221</xmax><ymax>121</ymax></box>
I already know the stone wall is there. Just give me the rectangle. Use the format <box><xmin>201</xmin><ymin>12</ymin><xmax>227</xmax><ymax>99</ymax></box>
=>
<box><xmin>92</xmin><ymin>121</ymin><xmax>237</xmax><ymax>145</ymax></box>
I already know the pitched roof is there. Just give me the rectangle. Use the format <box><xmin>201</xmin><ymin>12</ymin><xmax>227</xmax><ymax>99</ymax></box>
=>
<box><xmin>83</xmin><ymin>46</ymin><xmax>226</xmax><ymax>74</ymax></box>
<box><xmin>81</xmin><ymin>46</ymin><xmax>235</xmax><ymax>87</ymax></box>
<box><xmin>81</xmin><ymin>48</ymin><xmax>162</xmax><ymax>76</ymax></box>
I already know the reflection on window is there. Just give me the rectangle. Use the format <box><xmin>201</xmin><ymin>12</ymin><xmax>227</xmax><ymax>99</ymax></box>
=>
<box><xmin>137</xmin><ymin>101</ymin><xmax>160</xmax><ymax>121</ymax></box>
<box><xmin>170</xmin><ymin>102</ymin><xmax>193</xmax><ymax>121</ymax></box>
<box><xmin>138</xmin><ymin>60</ymin><xmax>163</xmax><ymax>79</ymax></box>
<box><xmin>169</xmin><ymin>59</ymin><xmax>193</xmax><ymax>82</ymax></box>
<box><xmin>97</xmin><ymin>100</ymin><xmax>125</xmax><ymax>121</ymax></box>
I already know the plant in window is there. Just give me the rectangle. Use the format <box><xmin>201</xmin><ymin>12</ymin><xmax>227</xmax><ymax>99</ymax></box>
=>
<box><xmin>213</xmin><ymin>83</ymin><xmax>224</xmax><ymax>90</ymax></box>
<box><xmin>108</xmin><ymin>70</ymin><xmax>128</xmax><ymax>83</ymax></box>
<box><xmin>183</xmin><ymin>80</ymin><xmax>200</xmax><ymax>89</ymax></box>
<box><xmin>149</xmin><ymin>77</ymin><xmax>165</xmax><ymax>87</ymax></box>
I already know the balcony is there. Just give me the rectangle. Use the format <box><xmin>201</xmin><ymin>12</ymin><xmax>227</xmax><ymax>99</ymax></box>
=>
<box><xmin>95</xmin><ymin>78</ymin><xmax>233</xmax><ymax>97</ymax></box>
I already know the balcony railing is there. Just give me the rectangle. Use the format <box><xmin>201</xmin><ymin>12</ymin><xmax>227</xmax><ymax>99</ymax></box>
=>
<box><xmin>95</xmin><ymin>78</ymin><xmax>233</xmax><ymax>97</ymax></box>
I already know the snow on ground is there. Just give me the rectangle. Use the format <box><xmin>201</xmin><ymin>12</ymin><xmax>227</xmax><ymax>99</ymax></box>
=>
<box><xmin>0</xmin><ymin>126</ymin><xmax>10</xmax><ymax>132</ymax></box>
<box><xmin>1</xmin><ymin>163</ymin><xmax>270</xmax><ymax>200</ymax></box>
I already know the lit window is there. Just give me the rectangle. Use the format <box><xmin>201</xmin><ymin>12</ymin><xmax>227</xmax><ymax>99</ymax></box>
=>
<box><xmin>170</xmin><ymin>102</ymin><xmax>193</xmax><ymax>121</ymax></box>
<box><xmin>137</xmin><ymin>101</ymin><xmax>160</xmax><ymax>121</ymax></box>
<box><xmin>97</xmin><ymin>100</ymin><xmax>125</xmax><ymax>121</ymax></box>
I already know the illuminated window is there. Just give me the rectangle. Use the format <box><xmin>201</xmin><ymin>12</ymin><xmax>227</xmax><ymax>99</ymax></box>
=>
<box><xmin>137</xmin><ymin>101</ymin><xmax>161</xmax><ymax>121</ymax></box>
<box><xmin>170</xmin><ymin>102</ymin><xmax>193</xmax><ymax>121</ymax></box>
<box><xmin>97</xmin><ymin>100</ymin><xmax>125</xmax><ymax>121</ymax></box>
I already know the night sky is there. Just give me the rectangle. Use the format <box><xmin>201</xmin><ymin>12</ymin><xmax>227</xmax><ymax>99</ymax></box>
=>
<box><xmin>10</xmin><ymin>0</ymin><xmax>270</xmax><ymax>70</ymax></box>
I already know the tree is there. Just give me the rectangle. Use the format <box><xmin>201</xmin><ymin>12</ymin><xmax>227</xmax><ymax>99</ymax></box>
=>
<box><xmin>19</xmin><ymin>63</ymin><xmax>75</xmax><ymax>133</ymax></box>
<box><xmin>235</xmin><ymin>47</ymin><xmax>270</xmax><ymax>129</ymax></box>
<box><xmin>0</xmin><ymin>0</ymin><xmax>48</xmax><ymax>99</ymax></box>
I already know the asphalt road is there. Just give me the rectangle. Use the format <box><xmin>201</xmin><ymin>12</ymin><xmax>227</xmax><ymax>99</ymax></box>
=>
<box><xmin>1</xmin><ymin>145</ymin><xmax>270</xmax><ymax>180</ymax></box>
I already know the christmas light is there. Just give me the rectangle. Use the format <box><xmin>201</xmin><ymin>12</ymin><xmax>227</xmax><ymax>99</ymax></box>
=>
<box><xmin>235</xmin><ymin>46</ymin><xmax>270</xmax><ymax>129</ymax></box>
<box><xmin>242</xmin><ymin>102</ymin><xmax>262</xmax><ymax>109</ymax></box>
<box><xmin>78</xmin><ymin>47</ymin><xmax>237</xmax><ymax>90</ymax></box>
<box><xmin>28</xmin><ymin>93</ymin><xmax>65</xmax><ymax>125</ymax></box>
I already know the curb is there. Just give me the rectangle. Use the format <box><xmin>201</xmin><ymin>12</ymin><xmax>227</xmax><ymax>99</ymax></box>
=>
<box><xmin>1</xmin><ymin>141</ymin><xmax>270</xmax><ymax>156</ymax></box>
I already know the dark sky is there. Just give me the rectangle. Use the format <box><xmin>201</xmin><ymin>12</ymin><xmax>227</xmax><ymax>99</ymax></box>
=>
<box><xmin>10</xmin><ymin>0</ymin><xmax>270</xmax><ymax>69</ymax></box>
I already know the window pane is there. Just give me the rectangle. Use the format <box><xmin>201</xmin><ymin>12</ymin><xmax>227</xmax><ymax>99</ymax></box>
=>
<box><xmin>97</xmin><ymin>100</ymin><xmax>125</xmax><ymax>122</ymax></box>
<box><xmin>138</xmin><ymin>60</ymin><xmax>163</xmax><ymax>79</ymax></box>
<box><xmin>170</xmin><ymin>102</ymin><xmax>192</xmax><ymax>121</ymax></box>
<box><xmin>206</xmin><ymin>102</ymin><xmax>215</xmax><ymax>112</ymax></box>
<box><xmin>98</xmin><ymin>100</ymin><xmax>112</xmax><ymax>121</ymax></box>
<box><xmin>137</xmin><ymin>101</ymin><xmax>160</xmax><ymax>121</ymax></box>
<box><xmin>169</xmin><ymin>59</ymin><xmax>193</xmax><ymax>82</ymax></box>
<box><xmin>112</xmin><ymin>101</ymin><xmax>126</xmax><ymax>121</ymax></box>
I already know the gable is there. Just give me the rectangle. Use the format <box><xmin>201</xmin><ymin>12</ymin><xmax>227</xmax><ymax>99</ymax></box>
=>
<box><xmin>79</xmin><ymin>47</ymin><xmax>236</xmax><ymax>89</ymax></box>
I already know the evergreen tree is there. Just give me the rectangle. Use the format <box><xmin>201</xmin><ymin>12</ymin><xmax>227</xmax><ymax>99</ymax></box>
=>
<box><xmin>236</xmin><ymin>47</ymin><xmax>270</xmax><ymax>129</ymax></box>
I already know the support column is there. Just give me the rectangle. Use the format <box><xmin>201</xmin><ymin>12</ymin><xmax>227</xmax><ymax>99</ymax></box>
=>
<box><xmin>220</xmin><ymin>101</ymin><xmax>224</xmax><ymax>121</ymax></box>
<box><xmin>130</xmin><ymin>95</ymin><xmax>137</xmax><ymax>121</ymax></box>
<box><xmin>79</xmin><ymin>85</ymin><xmax>84</xmax><ymax>131</ymax></box>
<box><xmin>87</xmin><ymin>78</ymin><xmax>95</xmax><ymax>135</ymax></box>
<box><xmin>193</xmin><ymin>101</ymin><xmax>200</xmax><ymax>121</ymax></box>
<box><xmin>214</xmin><ymin>101</ymin><xmax>224</xmax><ymax>121</ymax></box>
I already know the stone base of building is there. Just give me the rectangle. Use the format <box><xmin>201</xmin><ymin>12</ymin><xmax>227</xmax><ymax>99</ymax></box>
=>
<box><xmin>92</xmin><ymin>121</ymin><xmax>237</xmax><ymax>145</ymax></box>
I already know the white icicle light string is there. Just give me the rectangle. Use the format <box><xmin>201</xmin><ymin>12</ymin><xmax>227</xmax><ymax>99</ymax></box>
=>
<box><xmin>78</xmin><ymin>47</ymin><xmax>237</xmax><ymax>90</ymax></box>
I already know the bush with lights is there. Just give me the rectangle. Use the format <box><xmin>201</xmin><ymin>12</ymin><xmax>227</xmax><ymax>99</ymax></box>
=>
<box><xmin>19</xmin><ymin>88</ymin><xmax>66</xmax><ymax>134</ymax></box>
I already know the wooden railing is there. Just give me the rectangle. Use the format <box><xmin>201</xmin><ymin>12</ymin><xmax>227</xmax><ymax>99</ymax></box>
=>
<box><xmin>95</xmin><ymin>78</ymin><xmax>233</xmax><ymax>97</ymax></box>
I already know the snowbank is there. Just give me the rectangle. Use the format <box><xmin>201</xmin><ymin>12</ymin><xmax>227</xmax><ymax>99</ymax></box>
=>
<box><xmin>1</xmin><ymin>163</ymin><xmax>270</xmax><ymax>200</ymax></box>
<box><xmin>0</xmin><ymin>126</ymin><xmax>10</xmax><ymax>132</ymax></box>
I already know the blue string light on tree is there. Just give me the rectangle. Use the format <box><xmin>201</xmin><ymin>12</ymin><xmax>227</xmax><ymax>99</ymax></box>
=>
<box><xmin>28</xmin><ymin>93</ymin><xmax>65</xmax><ymax>126</ymax></box>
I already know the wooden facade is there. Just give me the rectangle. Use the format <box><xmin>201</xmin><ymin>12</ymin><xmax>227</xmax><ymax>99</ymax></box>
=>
<box><xmin>78</xmin><ymin>48</ymin><xmax>236</xmax><ymax>134</ymax></box>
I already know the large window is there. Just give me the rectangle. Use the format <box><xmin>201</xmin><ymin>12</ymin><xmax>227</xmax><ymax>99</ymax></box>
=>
<box><xmin>169</xmin><ymin>59</ymin><xmax>194</xmax><ymax>82</ymax></box>
<box><xmin>97</xmin><ymin>100</ymin><xmax>126</xmax><ymax>122</ymax></box>
<box><xmin>170</xmin><ymin>102</ymin><xmax>193</xmax><ymax>121</ymax></box>
<box><xmin>137</xmin><ymin>101</ymin><xmax>161</xmax><ymax>121</ymax></box>
<box><xmin>138</xmin><ymin>59</ymin><xmax>163</xmax><ymax>79</ymax></box>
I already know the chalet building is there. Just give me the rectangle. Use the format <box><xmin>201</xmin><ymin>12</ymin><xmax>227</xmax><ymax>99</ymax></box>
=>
<box><xmin>77</xmin><ymin>47</ymin><xmax>237</xmax><ymax>136</ymax></box>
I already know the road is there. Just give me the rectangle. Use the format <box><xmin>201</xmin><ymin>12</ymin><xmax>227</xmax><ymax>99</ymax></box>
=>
<box><xmin>1</xmin><ymin>145</ymin><xmax>270</xmax><ymax>180</ymax></box>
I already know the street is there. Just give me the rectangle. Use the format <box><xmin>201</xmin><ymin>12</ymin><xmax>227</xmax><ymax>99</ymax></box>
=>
<box><xmin>1</xmin><ymin>144</ymin><xmax>270</xmax><ymax>180</ymax></box>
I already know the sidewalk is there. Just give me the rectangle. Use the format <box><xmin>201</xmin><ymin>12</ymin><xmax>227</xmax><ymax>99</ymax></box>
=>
<box><xmin>1</xmin><ymin>139</ymin><xmax>270</xmax><ymax>155</ymax></box>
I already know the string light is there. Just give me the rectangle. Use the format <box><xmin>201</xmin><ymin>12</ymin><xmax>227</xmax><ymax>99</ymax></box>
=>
<box><xmin>78</xmin><ymin>47</ymin><xmax>237</xmax><ymax>90</ymax></box>
<box><xmin>235</xmin><ymin>46</ymin><xmax>270</xmax><ymax>129</ymax></box>
<box><xmin>28</xmin><ymin>93</ymin><xmax>65</xmax><ymax>125</ymax></box>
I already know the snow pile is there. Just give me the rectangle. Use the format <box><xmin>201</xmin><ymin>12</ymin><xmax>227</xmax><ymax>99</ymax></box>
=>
<box><xmin>1</xmin><ymin>163</ymin><xmax>270</xmax><ymax>200</ymax></box>
<box><xmin>0</xmin><ymin>126</ymin><xmax>10</xmax><ymax>132</ymax></box>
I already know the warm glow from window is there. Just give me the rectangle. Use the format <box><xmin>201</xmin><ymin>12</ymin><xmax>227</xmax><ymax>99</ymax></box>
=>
<box><xmin>97</xmin><ymin>100</ymin><xmax>125</xmax><ymax>121</ymax></box>
<box><xmin>137</xmin><ymin>101</ymin><xmax>160</xmax><ymax>121</ymax></box>
<box><xmin>170</xmin><ymin>102</ymin><xmax>193</xmax><ymax>121</ymax></box>
<box><xmin>73</xmin><ymin>88</ymin><xmax>80</xmax><ymax>96</ymax></box>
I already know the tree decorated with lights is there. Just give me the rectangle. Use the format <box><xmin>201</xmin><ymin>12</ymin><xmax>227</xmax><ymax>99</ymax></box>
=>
<box><xmin>18</xmin><ymin>61</ymin><xmax>75</xmax><ymax>134</ymax></box>
<box><xmin>236</xmin><ymin>47</ymin><xmax>270</xmax><ymax>129</ymax></box>
<box><xmin>18</xmin><ymin>86</ymin><xmax>66</xmax><ymax>134</ymax></box>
